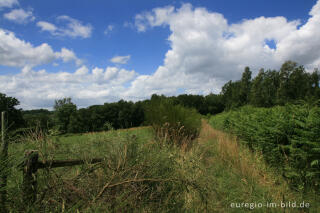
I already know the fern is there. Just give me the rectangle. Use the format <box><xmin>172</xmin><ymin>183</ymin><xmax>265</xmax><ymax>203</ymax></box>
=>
<box><xmin>209</xmin><ymin>103</ymin><xmax>320</xmax><ymax>192</ymax></box>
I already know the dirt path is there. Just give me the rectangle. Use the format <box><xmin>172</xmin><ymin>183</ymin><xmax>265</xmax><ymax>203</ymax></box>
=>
<box><xmin>198</xmin><ymin>119</ymin><xmax>234</xmax><ymax>144</ymax></box>
<box><xmin>197</xmin><ymin>120</ymin><xmax>299</xmax><ymax>204</ymax></box>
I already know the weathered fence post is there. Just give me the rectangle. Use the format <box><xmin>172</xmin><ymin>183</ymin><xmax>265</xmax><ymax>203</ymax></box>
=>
<box><xmin>22</xmin><ymin>150</ymin><xmax>39</xmax><ymax>205</ymax></box>
<box><xmin>0</xmin><ymin>111</ymin><xmax>8</xmax><ymax>212</ymax></box>
<box><xmin>19</xmin><ymin>149</ymin><xmax>105</xmax><ymax>206</ymax></box>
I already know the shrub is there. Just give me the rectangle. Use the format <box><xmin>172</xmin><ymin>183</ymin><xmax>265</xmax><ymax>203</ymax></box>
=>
<box><xmin>144</xmin><ymin>99</ymin><xmax>201</xmax><ymax>148</ymax></box>
<box><xmin>209</xmin><ymin>103</ymin><xmax>320</xmax><ymax>192</ymax></box>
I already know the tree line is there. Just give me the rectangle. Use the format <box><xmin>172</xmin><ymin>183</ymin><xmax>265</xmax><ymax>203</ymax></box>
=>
<box><xmin>20</xmin><ymin>93</ymin><xmax>224</xmax><ymax>134</ymax></box>
<box><xmin>221</xmin><ymin>61</ymin><xmax>320</xmax><ymax>109</ymax></box>
<box><xmin>0</xmin><ymin>60</ymin><xmax>319</xmax><ymax>134</ymax></box>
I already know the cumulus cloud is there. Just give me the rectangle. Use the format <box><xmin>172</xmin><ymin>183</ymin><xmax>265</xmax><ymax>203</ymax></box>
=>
<box><xmin>37</xmin><ymin>15</ymin><xmax>92</xmax><ymax>38</ymax></box>
<box><xmin>110</xmin><ymin>55</ymin><xmax>131</xmax><ymax>64</ymax></box>
<box><xmin>0</xmin><ymin>0</ymin><xmax>18</xmax><ymax>8</ymax></box>
<box><xmin>128</xmin><ymin>1</ymin><xmax>320</xmax><ymax>97</ymax></box>
<box><xmin>36</xmin><ymin>21</ymin><xmax>57</xmax><ymax>32</ymax></box>
<box><xmin>3</xmin><ymin>8</ymin><xmax>35</xmax><ymax>23</ymax></box>
<box><xmin>57</xmin><ymin>48</ymin><xmax>83</xmax><ymax>66</ymax></box>
<box><xmin>0</xmin><ymin>66</ymin><xmax>138</xmax><ymax>109</ymax></box>
<box><xmin>104</xmin><ymin>24</ymin><xmax>114</xmax><ymax>35</ymax></box>
<box><xmin>2</xmin><ymin>1</ymin><xmax>320</xmax><ymax>109</ymax></box>
<box><xmin>135</xmin><ymin>6</ymin><xmax>175</xmax><ymax>32</ymax></box>
<box><xmin>0</xmin><ymin>28</ymin><xmax>82</xmax><ymax>67</ymax></box>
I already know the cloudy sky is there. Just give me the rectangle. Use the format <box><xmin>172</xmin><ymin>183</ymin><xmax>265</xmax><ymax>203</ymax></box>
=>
<box><xmin>0</xmin><ymin>0</ymin><xmax>319</xmax><ymax>109</ymax></box>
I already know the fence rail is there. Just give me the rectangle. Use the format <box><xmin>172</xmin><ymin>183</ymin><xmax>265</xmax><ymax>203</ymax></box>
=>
<box><xmin>1</xmin><ymin>111</ymin><xmax>105</xmax><ymax>208</ymax></box>
<box><xmin>20</xmin><ymin>150</ymin><xmax>104</xmax><ymax>205</ymax></box>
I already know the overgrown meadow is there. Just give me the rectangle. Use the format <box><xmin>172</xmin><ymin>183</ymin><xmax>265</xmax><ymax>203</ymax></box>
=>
<box><xmin>1</xmin><ymin>60</ymin><xmax>320</xmax><ymax>212</ymax></box>
<box><xmin>1</xmin><ymin>101</ymin><xmax>319</xmax><ymax>212</ymax></box>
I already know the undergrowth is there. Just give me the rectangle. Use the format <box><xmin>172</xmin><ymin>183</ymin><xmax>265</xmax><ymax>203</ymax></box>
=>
<box><xmin>144</xmin><ymin>99</ymin><xmax>201</xmax><ymax>148</ymax></box>
<box><xmin>2</xmin><ymin>110</ymin><xmax>319</xmax><ymax>212</ymax></box>
<box><xmin>5</xmin><ymin>127</ymin><xmax>209</xmax><ymax>212</ymax></box>
<box><xmin>209</xmin><ymin>103</ymin><xmax>320</xmax><ymax>194</ymax></box>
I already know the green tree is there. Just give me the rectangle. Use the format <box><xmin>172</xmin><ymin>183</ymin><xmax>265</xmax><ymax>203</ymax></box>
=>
<box><xmin>67</xmin><ymin>111</ymin><xmax>86</xmax><ymax>133</ymax></box>
<box><xmin>0</xmin><ymin>93</ymin><xmax>24</xmax><ymax>130</ymax></box>
<box><xmin>263</xmin><ymin>70</ymin><xmax>280</xmax><ymax>107</ymax></box>
<box><xmin>250</xmin><ymin>69</ymin><xmax>265</xmax><ymax>107</ymax></box>
<box><xmin>308</xmin><ymin>69</ymin><xmax>320</xmax><ymax>101</ymax></box>
<box><xmin>176</xmin><ymin>94</ymin><xmax>206</xmax><ymax>114</ymax></box>
<box><xmin>204</xmin><ymin>94</ymin><xmax>224</xmax><ymax>115</ymax></box>
<box><xmin>239</xmin><ymin>66</ymin><xmax>252</xmax><ymax>105</ymax></box>
<box><xmin>221</xmin><ymin>80</ymin><xmax>242</xmax><ymax>109</ymax></box>
<box><xmin>250</xmin><ymin>69</ymin><xmax>279</xmax><ymax>107</ymax></box>
<box><xmin>221</xmin><ymin>80</ymin><xmax>233</xmax><ymax>109</ymax></box>
<box><xmin>277</xmin><ymin>61</ymin><xmax>297</xmax><ymax>104</ymax></box>
<box><xmin>53</xmin><ymin>97</ymin><xmax>77</xmax><ymax>133</ymax></box>
<box><xmin>22</xmin><ymin>109</ymin><xmax>53</xmax><ymax>131</ymax></box>
<box><xmin>291</xmin><ymin>66</ymin><xmax>309</xmax><ymax>99</ymax></box>
<box><xmin>117</xmin><ymin>100</ymin><xmax>134</xmax><ymax>129</ymax></box>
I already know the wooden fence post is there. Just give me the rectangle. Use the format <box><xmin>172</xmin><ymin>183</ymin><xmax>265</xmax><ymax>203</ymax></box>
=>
<box><xmin>0</xmin><ymin>111</ymin><xmax>8</xmax><ymax>212</ymax></box>
<box><xmin>22</xmin><ymin>150</ymin><xmax>39</xmax><ymax>205</ymax></box>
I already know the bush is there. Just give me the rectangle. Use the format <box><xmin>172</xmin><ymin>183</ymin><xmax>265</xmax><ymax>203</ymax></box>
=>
<box><xmin>144</xmin><ymin>99</ymin><xmax>201</xmax><ymax>148</ymax></box>
<box><xmin>209</xmin><ymin>104</ymin><xmax>320</xmax><ymax>192</ymax></box>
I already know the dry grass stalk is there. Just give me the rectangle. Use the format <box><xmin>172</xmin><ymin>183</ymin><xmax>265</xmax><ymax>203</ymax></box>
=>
<box><xmin>198</xmin><ymin>120</ymin><xmax>297</xmax><ymax>202</ymax></box>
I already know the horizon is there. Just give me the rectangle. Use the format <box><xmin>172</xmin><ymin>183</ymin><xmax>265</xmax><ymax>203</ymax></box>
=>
<box><xmin>0</xmin><ymin>0</ymin><xmax>319</xmax><ymax>110</ymax></box>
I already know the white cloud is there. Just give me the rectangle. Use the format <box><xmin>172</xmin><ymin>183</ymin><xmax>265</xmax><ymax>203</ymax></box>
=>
<box><xmin>127</xmin><ymin>1</ymin><xmax>320</xmax><ymax>97</ymax></box>
<box><xmin>3</xmin><ymin>8</ymin><xmax>35</xmax><ymax>24</ymax></box>
<box><xmin>135</xmin><ymin>6</ymin><xmax>174</xmax><ymax>32</ymax></box>
<box><xmin>56</xmin><ymin>15</ymin><xmax>92</xmax><ymax>38</ymax></box>
<box><xmin>37</xmin><ymin>21</ymin><xmax>57</xmax><ymax>32</ymax></box>
<box><xmin>104</xmin><ymin>24</ymin><xmax>114</xmax><ymax>35</ymax></box>
<box><xmin>110</xmin><ymin>55</ymin><xmax>131</xmax><ymax>64</ymax></box>
<box><xmin>1</xmin><ymin>1</ymin><xmax>320</xmax><ymax>109</ymax></box>
<box><xmin>0</xmin><ymin>28</ymin><xmax>82</xmax><ymax>67</ymax></box>
<box><xmin>0</xmin><ymin>66</ymin><xmax>138</xmax><ymax>109</ymax></box>
<box><xmin>75</xmin><ymin>65</ymin><xmax>89</xmax><ymax>75</ymax></box>
<box><xmin>0</xmin><ymin>0</ymin><xmax>18</xmax><ymax>8</ymax></box>
<box><xmin>0</xmin><ymin>28</ymin><xmax>56</xmax><ymax>67</ymax></box>
<box><xmin>57</xmin><ymin>48</ymin><xmax>82</xmax><ymax>66</ymax></box>
<box><xmin>37</xmin><ymin>15</ymin><xmax>92</xmax><ymax>38</ymax></box>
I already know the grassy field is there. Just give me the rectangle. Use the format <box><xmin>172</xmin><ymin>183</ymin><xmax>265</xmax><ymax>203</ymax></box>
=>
<box><xmin>6</xmin><ymin>127</ymin><xmax>158</xmax><ymax>211</ymax></box>
<box><xmin>2</xmin><ymin>120</ymin><xmax>319</xmax><ymax>212</ymax></box>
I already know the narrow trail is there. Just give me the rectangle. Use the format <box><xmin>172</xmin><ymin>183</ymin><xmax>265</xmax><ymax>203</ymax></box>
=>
<box><xmin>198</xmin><ymin>119</ymin><xmax>234</xmax><ymax>144</ymax></box>
<box><xmin>197</xmin><ymin>120</ymin><xmax>298</xmax><ymax>204</ymax></box>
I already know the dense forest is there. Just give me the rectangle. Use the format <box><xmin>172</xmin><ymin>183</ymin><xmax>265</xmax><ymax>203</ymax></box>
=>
<box><xmin>0</xmin><ymin>60</ymin><xmax>319</xmax><ymax>135</ymax></box>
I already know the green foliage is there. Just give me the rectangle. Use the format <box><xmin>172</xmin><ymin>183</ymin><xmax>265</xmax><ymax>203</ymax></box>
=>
<box><xmin>221</xmin><ymin>61</ymin><xmax>320</xmax><ymax>109</ymax></box>
<box><xmin>209</xmin><ymin>104</ymin><xmax>320</xmax><ymax>192</ymax></box>
<box><xmin>53</xmin><ymin>97</ymin><xmax>77</xmax><ymax>133</ymax></box>
<box><xmin>63</xmin><ymin>100</ymin><xmax>145</xmax><ymax>133</ymax></box>
<box><xmin>250</xmin><ymin>69</ymin><xmax>280</xmax><ymax>107</ymax></box>
<box><xmin>22</xmin><ymin>109</ymin><xmax>54</xmax><ymax>131</ymax></box>
<box><xmin>0</xmin><ymin>93</ymin><xmax>24</xmax><ymax>130</ymax></box>
<box><xmin>6</xmin><ymin>127</ymin><xmax>211</xmax><ymax>212</ymax></box>
<box><xmin>4</xmin><ymin>117</ymin><xmax>319</xmax><ymax>212</ymax></box>
<box><xmin>145</xmin><ymin>99</ymin><xmax>201</xmax><ymax>147</ymax></box>
<box><xmin>239</xmin><ymin>66</ymin><xmax>252</xmax><ymax>105</ymax></box>
<box><xmin>203</xmin><ymin>93</ymin><xmax>225</xmax><ymax>115</ymax></box>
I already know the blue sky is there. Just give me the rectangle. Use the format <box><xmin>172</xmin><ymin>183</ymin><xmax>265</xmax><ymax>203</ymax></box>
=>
<box><xmin>0</xmin><ymin>0</ymin><xmax>319</xmax><ymax>109</ymax></box>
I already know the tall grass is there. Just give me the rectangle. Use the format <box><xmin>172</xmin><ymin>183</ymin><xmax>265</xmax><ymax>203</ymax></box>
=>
<box><xmin>5</xmin><ymin>126</ymin><xmax>211</xmax><ymax>212</ymax></box>
<box><xmin>196</xmin><ymin>120</ymin><xmax>319</xmax><ymax>212</ymax></box>
<box><xmin>144</xmin><ymin>99</ymin><xmax>201</xmax><ymax>148</ymax></box>
<box><xmin>4</xmin><ymin>119</ymin><xmax>319</xmax><ymax>212</ymax></box>
<box><xmin>209</xmin><ymin>104</ymin><xmax>320</xmax><ymax>193</ymax></box>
